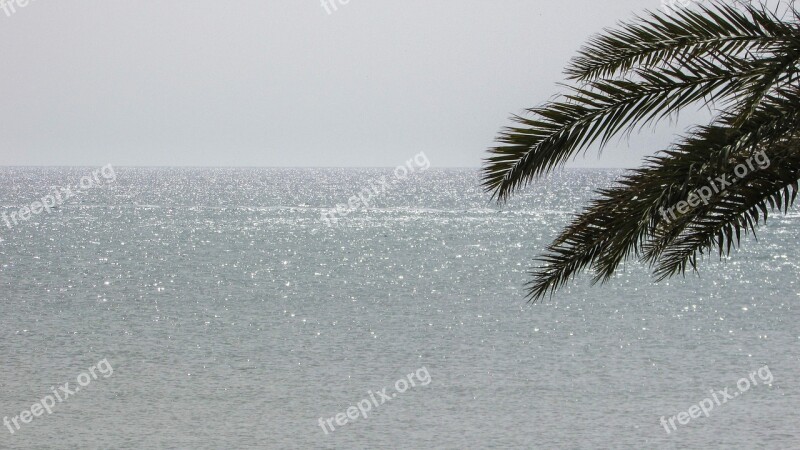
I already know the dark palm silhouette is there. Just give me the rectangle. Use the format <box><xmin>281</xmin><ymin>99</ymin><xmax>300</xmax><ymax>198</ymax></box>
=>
<box><xmin>482</xmin><ymin>1</ymin><xmax>800</xmax><ymax>301</ymax></box>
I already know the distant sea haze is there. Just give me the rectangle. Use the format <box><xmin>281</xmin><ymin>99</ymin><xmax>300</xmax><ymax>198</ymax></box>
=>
<box><xmin>0</xmin><ymin>167</ymin><xmax>797</xmax><ymax>448</ymax></box>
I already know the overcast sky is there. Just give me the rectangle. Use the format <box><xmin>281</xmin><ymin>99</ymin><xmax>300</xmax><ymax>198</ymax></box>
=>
<box><xmin>0</xmin><ymin>0</ymin><xmax>714</xmax><ymax>168</ymax></box>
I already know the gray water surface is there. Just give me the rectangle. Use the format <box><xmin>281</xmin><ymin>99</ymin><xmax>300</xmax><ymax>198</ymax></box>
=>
<box><xmin>1</xmin><ymin>168</ymin><xmax>798</xmax><ymax>449</ymax></box>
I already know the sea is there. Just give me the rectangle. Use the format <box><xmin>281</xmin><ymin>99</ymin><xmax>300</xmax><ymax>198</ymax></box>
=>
<box><xmin>0</xmin><ymin>167</ymin><xmax>798</xmax><ymax>449</ymax></box>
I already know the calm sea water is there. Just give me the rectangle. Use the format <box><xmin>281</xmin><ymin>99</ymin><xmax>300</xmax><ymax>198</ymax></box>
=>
<box><xmin>0</xmin><ymin>168</ymin><xmax>798</xmax><ymax>449</ymax></box>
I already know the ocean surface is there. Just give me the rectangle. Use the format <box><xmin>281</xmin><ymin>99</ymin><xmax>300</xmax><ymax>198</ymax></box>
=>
<box><xmin>0</xmin><ymin>167</ymin><xmax>798</xmax><ymax>449</ymax></box>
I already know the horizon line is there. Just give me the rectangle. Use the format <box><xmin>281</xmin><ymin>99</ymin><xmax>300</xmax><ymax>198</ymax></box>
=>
<box><xmin>0</xmin><ymin>165</ymin><xmax>631</xmax><ymax>169</ymax></box>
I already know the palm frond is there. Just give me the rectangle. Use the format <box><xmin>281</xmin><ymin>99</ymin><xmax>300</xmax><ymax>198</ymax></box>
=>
<box><xmin>566</xmin><ymin>2</ymin><xmax>797</xmax><ymax>82</ymax></box>
<box><xmin>647</xmin><ymin>140</ymin><xmax>800</xmax><ymax>280</ymax></box>
<box><xmin>525</xmin><ymin>87</ymin><xmax>800</xmax><ymax>301</ymax></box>
<box><xmin>484</xmin><ymin>0</ymin><xmax>800</xmax><ymax>301</ymax></box>
<box><xmin>484</xmin><ymin>49</ymin><xmax>797</xmax><ymax>202</ymax></box>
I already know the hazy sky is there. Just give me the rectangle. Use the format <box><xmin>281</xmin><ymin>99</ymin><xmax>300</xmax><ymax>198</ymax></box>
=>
<box><xmin>0</xmin><ymin>0</ymin><xmax>713</xmax><ymax>167</ymax></box>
